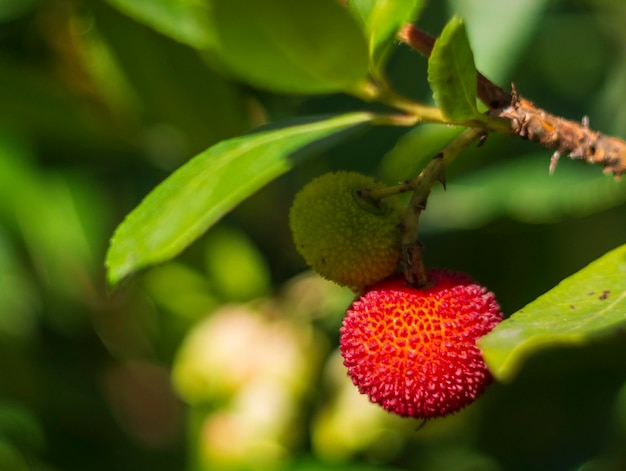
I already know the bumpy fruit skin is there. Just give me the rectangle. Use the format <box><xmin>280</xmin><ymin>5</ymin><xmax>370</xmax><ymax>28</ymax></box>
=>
<box><xmin>289</xmin><ymin>171</ymin><xmax>402</xmax><ymax>290</ymax></box>
<box><xmin>340</xmin><ymin>269</ymin><xmax>503</xmax><ymax>419</ymax></box>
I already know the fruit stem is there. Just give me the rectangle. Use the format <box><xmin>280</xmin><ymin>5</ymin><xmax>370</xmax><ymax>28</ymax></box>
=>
<box><xmin>400</xmin><ymin>127</ymin><xmax>486</xmax><ymax>288</ymax></box>
<box><xmin>376</xmin><ymin>87</ymin><xmax>446</xmax><ymax>124</ymax></box>
<box><xmin>365</xmin><ymin>181</ymin><xmax>414</xmax><ymax>200</ymax></box>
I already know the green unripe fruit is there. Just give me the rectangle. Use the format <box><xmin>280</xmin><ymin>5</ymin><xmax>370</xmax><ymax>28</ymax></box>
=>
<box><xmin>289</xmin><ymin>171</ymin><xmax>403</xmax><ymax>290</ymax></box>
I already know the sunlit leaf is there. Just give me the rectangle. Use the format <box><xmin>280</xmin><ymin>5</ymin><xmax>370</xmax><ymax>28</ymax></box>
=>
<box><xmin>427</xmin><ymin>16</ymin><xmax>482</xmax><ymax>123</ymax></box>
<box><xmin>208</xmin><ymin>0</ymin><xmax>369</xmax><ymax>94</ymax></box>
<box><xmin>479</xmin><ymin>244</ymin><xmax>626</xmax><ymax>382</ymax></box>
<box><xmin>106</xmin><ymin>112</ymin><xmax>375</xmax><ymax>286</ymax></box>
<box><xmin>348</xmin><ymin>0</ymin><xmax>424</xmax><ymax>77</ymax></box>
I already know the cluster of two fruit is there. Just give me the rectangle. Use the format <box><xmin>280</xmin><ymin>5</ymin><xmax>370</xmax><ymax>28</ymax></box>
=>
<box><xmin>289</xmin><ymin>171</ymin><xmax>503</xmax><ymax>420</ymax></box>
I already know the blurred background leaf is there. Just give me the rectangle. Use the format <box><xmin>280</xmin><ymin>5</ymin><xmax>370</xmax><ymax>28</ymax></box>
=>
<box><xmin>206</xmin><ymin>0</ymin><xmax>369</xmax><ymax>94</ymax></box>
<box><xmin>421</xmin><ymin>154</ymin><xmax>626</xmax><ymax>231</ymax></box>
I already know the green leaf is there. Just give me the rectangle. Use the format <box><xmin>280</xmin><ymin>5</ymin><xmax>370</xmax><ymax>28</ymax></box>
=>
<box><xmin>377</xmin><ymin>124</ymin><xmax>463</xmax><ymax>183</ymax></box>
<box><xmin>209</xmin><ymin>0</ymin><xmax>369</xmax><ymax>94</ymax></box>
<box><xmin>446</xmin><ymin>0</ymin><xmax>547</xmax><ymax>83</ymax></box>
<box><xmin>348</xmin><ymin>0</ymin><xmax>424</xmax><ymax>77</ymax></box>
<box><xmin>0</xmin><ymin>58</ymin><xmax>119</xmax><ymax>150</ymax></box>
<box><xmin>479</xmin><ymin>244</ymin><xmax>626</xmax><ymax>382</ymax></box>
<box><xmin>0</xmin><ymin>131</ymin><xmax>106</xmax><ymax>308</ymax></box>
<box><xmin>95</xmin><ymin>2</ymin><xmax>249</xmax><ymax>152</ymax></box>
<box><xmin>106</xmin><ymin>112</ymin><xmax>375</xmax><ymax>286</ymax></box>
<box><xmin>421</xmin><ymin>155</ymin><xmax>626</xmax><ymax>232</ymax></box>
<box><xmin>427</xmin><ymin>16</ymin><xmax>482</xmax><ymax>123</ymax></box>
<box><xmin>203</xmin><ymin>225</ymin><xmax>271</xmax><ymax>301</ymax></box>
<box><xmin>103</xmin><ymin>0</ymin><xmax>214</xmax><ymax>49</ymax></box>
<box><xmin>0</xmin><ymin>0</ymin><xmax>38</xmax><ymax>22</ymax></box>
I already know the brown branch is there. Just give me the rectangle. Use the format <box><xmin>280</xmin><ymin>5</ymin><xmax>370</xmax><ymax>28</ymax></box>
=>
<box><xmin>497</xmin><ymin>90</ymin><xmax>626</xmax><ymax>176</ymax></box>
<box><xmin>398</xmin><ymin>127</ymin><xmax>485</xmax><ymax>288</ymax></box>
<box><xmin>398</xmin><ymin>24</ymin><xmax>626</xmax><ymax>177</ymax></box>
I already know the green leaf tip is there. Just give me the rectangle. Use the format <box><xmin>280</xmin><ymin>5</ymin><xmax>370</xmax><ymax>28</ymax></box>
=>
<box><xmin>105</xmin><ymin>112</ymin><xmax>376</xmax><ymax>288</ymax></box>
<box><xmin>427</xmin><ymin>16</ymin><xmax>483</xmax><ymax>123</ymax></box>
<box><xmin>348</xmin><ymin>0</ymin><xmax>424</xmax><ymax>78</ymax></box>
<box><xmin>479</xmin><ymin>243</ymin><xmax>626</xmax><ymax>382</ymax></box>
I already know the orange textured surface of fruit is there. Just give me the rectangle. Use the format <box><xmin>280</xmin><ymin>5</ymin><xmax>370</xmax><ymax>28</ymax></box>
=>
<box><xmin>339</xmin><ymin>269</ymin><xmax>503</xmax><ymax>419</ymax></box>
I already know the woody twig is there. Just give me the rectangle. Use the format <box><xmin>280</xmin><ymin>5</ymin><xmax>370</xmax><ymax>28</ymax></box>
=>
<box><xmin>398</xmin><ymin>24</ymin><xmax>626</xmax><ymax>177</ymax></box>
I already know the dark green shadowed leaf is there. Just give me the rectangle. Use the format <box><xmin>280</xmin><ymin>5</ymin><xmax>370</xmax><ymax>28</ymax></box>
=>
<box><xmin>479</xmin><ymin>244</ymin><xmax>626</xmax><ymax>382</ymax></box>
<box><xmin>105</xmin><ymin>112</ymin><xmax>375</xmax><ymax>286</ymax></box>
<box><xmin>427</xmin><ymin>16</ymin><xmax>483</xmax><ymax>123</ymax></box>
<box><xmin>348</xmin><ymin>0</ymin><xmax>424</xmax><ymax>78</ymax></box>
<box><xmin>104</xmin><ymin>0</ymin><xmax>214</xmax><ymax>49</ymax></box>
<box><xmin>209</xmin><ymin>0</ymin><xmax>369</xmax><ymax>94</ymax></box>
<box><xmin>95</xmin><ymin>2</ymin><xmax>249</xmax><ymax>154</ymax></box>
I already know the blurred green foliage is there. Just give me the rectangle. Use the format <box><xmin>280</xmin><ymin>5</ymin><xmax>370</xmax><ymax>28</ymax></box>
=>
<box><xmin>0</xmin><ymin>1</ymin><xmax>625</xmax><ymax>470</ymax></box>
